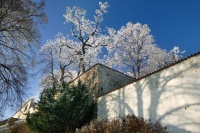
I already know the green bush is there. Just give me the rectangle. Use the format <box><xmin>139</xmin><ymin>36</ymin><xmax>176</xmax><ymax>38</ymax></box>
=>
<box><xmin>76</xmin><ymin>115</ymin><xmax>168</xmax><ymax>133</ymax></box>
<box><xmin>27</xmin><ymin>81</ymin><xmax>94</xmax><ymax>133</ymax></box>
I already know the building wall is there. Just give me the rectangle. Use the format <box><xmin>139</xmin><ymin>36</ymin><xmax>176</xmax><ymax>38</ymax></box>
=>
<box><xmin>70</xmin><ymin>65</ymin><xmax>99</xmax><ymax>98</ymax></box>
<box><xmin>71</xmin><ymin>64</ymin><xmax>134</xmax><ymax>97</ymax></box>
<box><xmin>12</xmin><ymin>99</ymin><xmax>36</xmax><ymax>120</ymax></box>
<box><xmin>97</xmin><ymin>65</ymin><xmax>133</xmax><ymax>96</ymax></box>
<box><xmin>98</xmin><ymin>54</ymin><xmax>200</xmax><ymax>133</ymax></box>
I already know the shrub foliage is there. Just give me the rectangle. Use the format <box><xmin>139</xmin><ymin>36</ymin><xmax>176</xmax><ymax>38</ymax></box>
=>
<box><xmin>27</xmin><ymin>81</ymin><xmax>94</xmax><ymax>133</ymax></box>
<box><xmin>76</xmin><ymin>115</ymin><xmax>168</xmax><ymax>133</ymax></box>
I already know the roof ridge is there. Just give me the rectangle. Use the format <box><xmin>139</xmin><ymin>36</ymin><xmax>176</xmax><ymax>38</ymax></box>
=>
<box><xmin>12</xmin><ymin>98</ymin><xmax>34</xmax><ymax>118</ymax></box>
<box><xmin>69</xmin><ymin>64</ymin><xmax>99</xmax><ymax>84</ymax></box>
<box><xmin>69</xmin><ymin>63</ymin><xmax>134</xmax><ymax>84</ymax></box>
<box><xmin>96</xmin><ymin>63</ymin><xmax>134</xmax><ymax>78</ymax></box>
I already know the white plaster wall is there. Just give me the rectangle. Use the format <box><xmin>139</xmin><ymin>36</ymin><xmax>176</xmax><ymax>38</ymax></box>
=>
<box><xmin>13</xmin><ymin>99</ymin><xmax>36</xmax><ymax>119</ymax></box>
<box><xmin>98</xmin><ymin>54</ymin><xmax>200</xmax><ymax>133</ymax></box>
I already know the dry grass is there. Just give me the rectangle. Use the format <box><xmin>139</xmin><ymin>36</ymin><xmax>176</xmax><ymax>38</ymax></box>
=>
<box><xmin>76</xmin><ymin>115</ymin><xmax>168</xmax><ymax>133</ymax></box>
<box><xmin>10</xmin><ymin>122</ymin><xmax>32</xmax><ymax>133</ymax></box>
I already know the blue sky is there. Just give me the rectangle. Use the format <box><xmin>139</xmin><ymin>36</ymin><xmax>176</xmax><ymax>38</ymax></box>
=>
<box><xmin>4</xmin><ymin>0</ymin><xmax>200</xmax><ymax>119</ymax></box>
<box><xmin>40</xmin><ymin>0</ymin><xmax>200</xmax><ymax>55</ymax></box>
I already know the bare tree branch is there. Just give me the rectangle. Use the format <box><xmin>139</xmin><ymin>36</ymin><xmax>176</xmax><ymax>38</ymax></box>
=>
<box><xmin>0</xmin><ymin>0</ymin><xmax>47</xmax><ymax>117</ymax></box>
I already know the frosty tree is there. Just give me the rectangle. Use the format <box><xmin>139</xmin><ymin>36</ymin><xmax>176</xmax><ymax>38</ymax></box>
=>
<box><xmin>39</xmin><ymin>2</ymin><xmax>110</xmax><ymax>88</ymax></box>
<box><xmin>39</xmin><ymin>2</ymin><xmax>185</xmax><ymax>89</ymax></box>
<box><xmin>39</xmin><ymin>33</ymin><xmax>78</xmax><ymax>89</ymax></box>
<box><xmin>106</xmin><ymin>22</ymin><xmax>185</xmax><ymax>78</ymax></box>
<box><xmin>63</xmin><ymin>2</ymin><xmax>109</xmax><ymax>74</ymax></box>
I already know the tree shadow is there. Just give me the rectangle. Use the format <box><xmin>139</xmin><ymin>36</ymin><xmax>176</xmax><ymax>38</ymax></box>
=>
<box><xmin>98</xmin><ymin>56</ymin><xmax>200</xmax><ymax>132</ymax></box>
<box><xmin>146</xmin><ymin>58</ymin><xmax>200</xmax><ymax>132</ymax></box>
<box><xmin>98</xmin><ymin>88</ymin><xmax>134</xmax><ymax>120</ymax></box>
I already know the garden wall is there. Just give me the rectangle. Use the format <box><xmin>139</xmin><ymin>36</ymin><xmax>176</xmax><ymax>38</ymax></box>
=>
<box><xmin>98</xmin><ymin>53</ymin><xmax>200</xmax><ymax>133</ymax></box>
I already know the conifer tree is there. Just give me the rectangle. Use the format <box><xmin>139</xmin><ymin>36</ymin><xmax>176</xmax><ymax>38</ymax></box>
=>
<box><xmin>27</xmin><ymin>81</ymin><xmax>94</xmax><ymax>133</ymax></box>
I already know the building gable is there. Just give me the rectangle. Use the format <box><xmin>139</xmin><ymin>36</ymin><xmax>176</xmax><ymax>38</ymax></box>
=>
<box><xmin>70</xmin><ymin>64</ymin><xmax>134</xmax><ymax>96</ymax></box>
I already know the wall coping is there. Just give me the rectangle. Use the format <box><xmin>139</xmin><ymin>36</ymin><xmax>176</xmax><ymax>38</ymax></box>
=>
<box><xmin>69</xmin><ymin>63</ymin><xmax>134</xmax><ymax>84</ymax></box>
<box><xmin>97</xmin><ymin>51</ymin><xmax>200</xmax><ymax>98</ymax></box>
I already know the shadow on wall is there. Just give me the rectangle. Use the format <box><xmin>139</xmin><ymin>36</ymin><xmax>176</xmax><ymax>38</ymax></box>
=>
<box><xmin>98</xmin><ymin>88</ymin><xmax>134</xmax><ymax>120</ymax></box>
<box><xmin>98</xmin><ymin>57</ymin><xmax>200</xmax><ymax>133</ymax></box>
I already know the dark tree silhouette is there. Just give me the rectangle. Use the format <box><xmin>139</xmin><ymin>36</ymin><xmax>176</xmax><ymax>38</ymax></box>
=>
<box><xmin>0</xmin><ymin>0</ymin><xmax>47</xmax><ymax>116</ymax></box>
